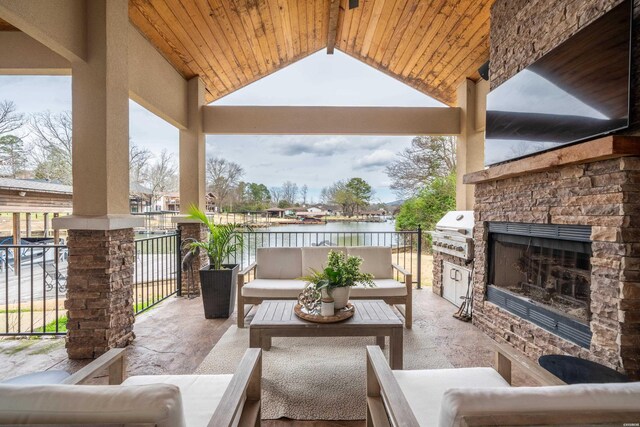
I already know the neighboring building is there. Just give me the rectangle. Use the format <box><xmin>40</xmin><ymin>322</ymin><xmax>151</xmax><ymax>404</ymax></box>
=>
<box><xmin>129</xmin><ymin>182</ymin><xmax>153</xmax><ymax>213</ymax></box>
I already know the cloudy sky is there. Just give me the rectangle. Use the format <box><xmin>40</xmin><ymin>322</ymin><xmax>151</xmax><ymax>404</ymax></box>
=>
<box><xmin>0</xmin><ymin>50</ymin><xmax>441</xmax><ymax>202</ymax></box>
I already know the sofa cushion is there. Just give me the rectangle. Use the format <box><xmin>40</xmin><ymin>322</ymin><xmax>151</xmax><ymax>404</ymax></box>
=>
<box><xmin>242</xmin><ymin>279</ymin><xmax>306</xmax><ymax>298</ymax></box>
<box><xmin>0</xmin><ymin>383</ymin><xmax>185</xmax><ymax>427</ymax></box>
<box><xmin>301</xmin><ymin>247</ymin><xmax>347</xmax><ymax>275</ymax></box>
<box><xmin>393</xmin><ymin>367</ymin><xmax>510</xmax><ymax>427</ymax></box>
<box><xmin>346</xmin><ymin>246</ymin><xmax>393</xmax><ymax>279</ymax></box>
<box><xmin>256</xmin><ymin>247</ymin><xmax>302</xmax><ymax>279</ymax></box>
<box><xmin>350</xmin><ymin>279</ymin><xmax>407</xmax><ymax>297</ymax></box>
<box><xmin>439</xmin><ymin>381</ymin><xmax>640</xmax><ymax>427</ymax></box>
<box><xmin>123</xmin><ymin>374</ymin><xmax>234</xmax><ymax>427</ymax></box>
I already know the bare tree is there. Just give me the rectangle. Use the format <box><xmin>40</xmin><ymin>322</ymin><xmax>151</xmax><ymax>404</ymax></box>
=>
<box><xmin>300</xmin><ymin>184</ymin><xmax>308</xmax><ymax>205</ymax></box>
<box><xmin>0</xmin><ymin>101</ymin><xmax>24</xmax><ymax>136</ymax></box>
<box><xmin>206</xmin><ymin>157</ymin><xmax>244</xmax><ymax>207</ymax></box>
<box><xmin>386</xmin><ymin>136</ymin><xmax>456</xmax><ymax>197</ymax></box>
<box><xmin>269</xmin><ymin>186</ymin><xmax>282</xmax><ymax>205</ymax></box>
<box><xmin>146</xmin><ymin>149</ymin><xmax>177</xmax><ymax>209</ymax></box>
<box><xmin>281</xmin><ymin>181</ymin><xmax>298</xmax><ymax>204</ymax></box>
<box><xmin>30</xmin><ymin>111</ymin><xmax>73</xmax><ymax>183</ymax></box>
<box><xmin>130</xmin><ymin>142</ymin><xmax>152</xmax><ymax>188</ymax></box>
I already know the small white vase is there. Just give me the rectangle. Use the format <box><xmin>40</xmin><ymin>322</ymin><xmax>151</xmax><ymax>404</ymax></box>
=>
<box><xmin>331</xmin><ymin>287</ymin><xmax>351</xmax><ymax>309</ymax></box>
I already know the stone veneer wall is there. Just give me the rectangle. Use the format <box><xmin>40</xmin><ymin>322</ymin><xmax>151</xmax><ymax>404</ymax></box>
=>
<box><xmin>178</xmin><ymin>223</ymin><xmax>208</xmax><ymax>296</ymax></box>
<box><xmin>490</xmin><ymin>0</ymin><xmax>640</xmax><ymax>132</ymax></box>
<box><xmin>472</xmin><ymin>158</ymin><xmax>640</xmax><ymax>378</ymax></box>
<box><xmin>65</xmin><ymin>229</ymin><xmax>135</xmax><ymax>359</ymax></box>
<box><xmin>432</xmin><ymin>251</ymin><xmax>474</xmax><ymax>298</ymax></box>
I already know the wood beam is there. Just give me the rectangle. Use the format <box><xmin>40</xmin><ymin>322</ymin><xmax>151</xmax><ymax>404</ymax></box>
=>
<box><xmin>203</xmin><ymin>106</ymin><xmax>460</xmax><ymax>136</ymax></box>
<box><xmin>0</xmin><ymin>0</ymin><xmax>86</xmax><ymax>62</ymax></box>
<box><xmin>326</xmin><ymin>0</ymin><xmax>341</xmax><ymax>54</ymax></box>
<box><xmin>0</xmin><ymin>32</ymin><xmax>70</xmax><ymax>75</ymax></box>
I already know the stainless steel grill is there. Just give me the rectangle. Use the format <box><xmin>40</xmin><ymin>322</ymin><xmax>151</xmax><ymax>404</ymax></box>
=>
<box><xmin>431</xmin><ymin>210</ymin><xmax>475</xmax><ymax>261</ymax></box>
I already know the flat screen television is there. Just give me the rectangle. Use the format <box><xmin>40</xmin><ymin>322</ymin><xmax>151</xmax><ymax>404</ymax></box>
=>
<box><xmin>485</xmin><ymin>0</ymin><xmax>632</xmax><ymax>166</ymax></box>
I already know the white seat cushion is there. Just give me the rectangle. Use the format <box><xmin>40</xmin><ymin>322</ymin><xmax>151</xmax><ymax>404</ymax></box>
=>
<box><xmin>393</xmin><ymin>368</ymin><xmax>510</xmax><ymax>427</ymax></box>
<box><xmin>256</xmin><ymin>247</ymin><xmax>302</xmax><ymax>279</ymax></box>
<box><xmin>0</xmin><ymin>383</ymin><xmax>185</xmax><ymax>427</ymax></box>
<box><xmin>346</xmin><ymin>246</ymin><xmax>392</xmax><ymax>279</ymax></box>
<box><xmin>439</xmin><ymin>381</ymin><xmax>640</xmax><ymax>427</ymax></box>
<box><xmin>301</xmin><ymin>246</ymin><xmax>347</xmax><ymax>275</ymax></box>
<box><xmin>123</xmin><ymin>374</ymin><xmax>234</xmax><ymax>427</ymax></box>
<box><xmin>350</xmin><ymin>279</ymin><xmax>407</xmax><ymax>297</ymax></box>
<box><xmin>242</xmin><ymin>279</ymin><xmax>306</xmax><ymax>298</ymax></box>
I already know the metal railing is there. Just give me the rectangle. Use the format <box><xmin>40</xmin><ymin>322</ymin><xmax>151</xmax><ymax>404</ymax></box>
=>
<box><xmin>227</xmin><ymin>228</ymin><xmax>423</xmax><ymax>287</ymax></box>
<box><xmin>133</xmin><ymin>232</ymin><xmax>180</xmax><ymax>314</ymax></box>
<box><xmin>0</xmin><ymin>243</ymin><xmax>68</xmax><ymax>336</ymax></box>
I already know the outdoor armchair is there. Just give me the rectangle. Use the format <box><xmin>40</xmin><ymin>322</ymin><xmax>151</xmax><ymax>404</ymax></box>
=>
<box><xmin>366</xmin><ymin>343</ymin><xmax>640</xmax><ymax>426</ymax></box>
<box><xmin>0</xmin><ymin>347</ymin><xmax>262</xmax><ymax>427</ymax></box>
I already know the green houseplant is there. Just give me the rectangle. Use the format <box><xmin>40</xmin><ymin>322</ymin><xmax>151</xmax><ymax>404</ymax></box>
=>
<box><xmin>300</xmin><ymin>250</ymin><xmax>375</xmax><ymax>309</ymax></box>
<box><xmin>187</xmin><ymin>204</ymin><xmax>245</xmax><ymax>318</ymax></box>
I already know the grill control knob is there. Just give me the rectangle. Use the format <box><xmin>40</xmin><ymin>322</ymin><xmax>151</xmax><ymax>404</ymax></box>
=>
<box><xmin>456</xmin><ymin>246</ymin><xmax>463</xmax><ymax>251</ymax></box>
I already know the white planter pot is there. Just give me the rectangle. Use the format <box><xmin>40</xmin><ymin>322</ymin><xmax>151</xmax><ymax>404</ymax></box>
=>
<box><xmin>330</xmin><ymin>287</ymin><xmax>351</xmax><ymax>309</ymax></box>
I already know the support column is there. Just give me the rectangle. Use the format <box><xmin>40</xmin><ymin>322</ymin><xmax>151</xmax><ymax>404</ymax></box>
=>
<box><xmin>43</xmin><ymin>213</ymin><xmax>50</xmax><ymax>238</ymax></box>
<box><xmin>456</xmin><ymin>79</ymin><xmax>488</xmax><ymax>210</ymax></box>
<box><xmin>25</xmin><ymin>213</ymin><xmax>32</xmax><ymax>237</ymax></box>
<box><xmin>12</xmin><ymin>213</ymin><xmax>20</xmax><ymax>274</ymax></box>
<box><xmin>174</xmin><ymin>77</ymin><xmax>208</xmax><ymax>296</ymax></box>
<box><xmin>53</xmin><ymin>0</ymin><xmax>142</xmax><ymax>359</ymax></box>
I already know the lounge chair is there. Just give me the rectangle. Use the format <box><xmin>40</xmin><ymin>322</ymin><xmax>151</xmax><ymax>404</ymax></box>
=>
<box><xmin>0</xmin><ymin>347</ymin><xmax>262</xmax><ymax>427</ymax></box>
<box><xmin>366</xmin><ymin>343</ymin><xmax>640</xmax><ymax>426</ymax></box>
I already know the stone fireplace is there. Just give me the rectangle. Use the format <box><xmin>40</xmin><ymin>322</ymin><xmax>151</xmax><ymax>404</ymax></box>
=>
<box><xmin>457</xmin><ymin>0</ymin><xmax>640</xmax><ymax>380</ymax></box>
<box><xmin>471</xmin><ymin>158</ymin><xmax>640</xmax><ymax>379</ymax></box>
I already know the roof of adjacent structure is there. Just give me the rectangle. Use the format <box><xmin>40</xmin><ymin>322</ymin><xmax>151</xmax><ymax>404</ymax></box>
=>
<box><xmin>129</xmin><ymin>0</ymin><xmax>494</xmax><ymax>106</ymax></box>
<box><xmin>0</xmin><ymin>178</ymin><xmax>72</xmax><ymax>195</ymax></box>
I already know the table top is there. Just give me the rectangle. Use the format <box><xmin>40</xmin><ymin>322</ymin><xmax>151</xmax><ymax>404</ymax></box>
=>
<box><xmin>250</xmin><ymin>300</ymin><xmax>402</xmax><ymax>329</ymax></box>
<box><xmin>539</xmin><ymin>354</ymin><xmax>630</xmax><ymax>384</ymax></box>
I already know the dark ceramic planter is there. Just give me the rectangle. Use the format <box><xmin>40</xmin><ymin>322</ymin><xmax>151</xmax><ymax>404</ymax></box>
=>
<box><xmin>199</xmin><ymin>263</ymin><xmax>238</xmax><ymax>319</ymax></box>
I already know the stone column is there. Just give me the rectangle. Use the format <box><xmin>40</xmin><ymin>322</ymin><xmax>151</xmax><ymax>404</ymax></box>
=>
<box><xmin>173</xmin><ymin>77</ymin><xmax>208</xmax><ymax>296</ymax></box>
<box><xmin>455</xmin><ymin>79</ymin><xmax>488</xmax><ymax>210</ymax></box>
<box><xmin>53</xmin><ymin>0</ymin><xmax>143</xmax><ymax>359</ymax></box>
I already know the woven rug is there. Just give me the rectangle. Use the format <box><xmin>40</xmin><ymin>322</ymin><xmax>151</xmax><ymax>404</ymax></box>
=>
<box><xmin>195</xmin><ymin>324</ymin><xmax>453</xmax><ymax>420</ymax></box>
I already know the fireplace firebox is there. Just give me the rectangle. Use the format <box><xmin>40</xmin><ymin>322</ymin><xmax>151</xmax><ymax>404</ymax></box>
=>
<box><xmin>487</xmin><ymin>223</ymin><xmax>592</xmax><ymax>348</ymax></box>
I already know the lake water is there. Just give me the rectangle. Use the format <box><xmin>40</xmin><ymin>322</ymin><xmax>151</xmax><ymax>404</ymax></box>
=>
<box><xmin>261</xmin><ymin>220</ymin><xmax>397</xmax><ymax>233</ymax></box>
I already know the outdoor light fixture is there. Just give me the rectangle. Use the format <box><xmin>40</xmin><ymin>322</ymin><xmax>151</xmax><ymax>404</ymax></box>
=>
<box><xmin>18</xmin><ymin>191</ymin><xmax>26</xmax><ymax>197</ymax></box>
<box><xmin>349</xmin><ymin>0</ymin><xmax>359</xmax><ymax>10</ymax></box>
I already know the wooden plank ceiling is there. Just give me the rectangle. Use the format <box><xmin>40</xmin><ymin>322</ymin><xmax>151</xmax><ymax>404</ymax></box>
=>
<box><xmin>130</xmin><ymin>0</ymin><xmax>494</xmax><ymax>105</ymax></box>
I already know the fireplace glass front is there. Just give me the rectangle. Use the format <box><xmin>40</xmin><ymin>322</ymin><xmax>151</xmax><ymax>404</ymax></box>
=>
<box><xmin>489</xmin><ymin>232</ymin><xmax>592</xmax><ymax>322</ymax></box>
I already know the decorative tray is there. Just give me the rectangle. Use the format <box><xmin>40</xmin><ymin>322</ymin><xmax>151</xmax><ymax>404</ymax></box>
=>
<box><xmin>294</xmin><ymin>302</ymin><xmax>355</xmax><ymax>323</ymax></box>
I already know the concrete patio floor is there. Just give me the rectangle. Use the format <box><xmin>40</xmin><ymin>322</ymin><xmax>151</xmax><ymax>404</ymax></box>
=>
<box><xmin>0</xmin><ymin>288</ymin><xmax>536</xmax><ymax>426</ymax></box>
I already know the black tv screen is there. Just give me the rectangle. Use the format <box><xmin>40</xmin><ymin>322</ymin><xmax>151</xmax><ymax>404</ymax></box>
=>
<box><xmin>485</xmin><ymin>0</ymin><xmax>632</xmax><ymax>166</ymax></box>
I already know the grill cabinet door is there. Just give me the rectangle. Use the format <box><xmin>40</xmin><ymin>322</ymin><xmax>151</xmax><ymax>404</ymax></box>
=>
<box><xmin>442</xmin><ymin>261</ymin><xmax>471</xmax><ymax>308</ymax></box>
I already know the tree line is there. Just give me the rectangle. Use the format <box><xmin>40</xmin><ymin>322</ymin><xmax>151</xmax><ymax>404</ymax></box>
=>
<box><xmin>385</xmin><ymin>135</ymin><xmax>457</xmax><ymax>237</ymax></box>
<box><xmin>0</xmin><ymin>100</ymin><xmax>178</xmax><ymax>207</ymax></box>
<box><xmin>206</xmin><ymin>157</ymin><xmax>375</xmax><ymax>215</ymax></box>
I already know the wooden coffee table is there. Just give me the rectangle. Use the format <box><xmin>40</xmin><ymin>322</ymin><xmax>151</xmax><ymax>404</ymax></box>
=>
<box><xmin>249</xmin><ymin>299</ymin><xmax>404</xmax><ymax>369</ymax></box>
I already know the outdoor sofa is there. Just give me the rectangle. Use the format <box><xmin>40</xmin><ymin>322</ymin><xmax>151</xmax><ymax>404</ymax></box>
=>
<box><xmin>0</xmin><ymin>347</ymin><xmax>262</xmax><ymax>427</ymax></box>
<box><xmin>366</xmin><ymin>343</ymin><xmax>640</xmax><ymax>426</ymax></box>
<box><xmin>237</xmin><ymin>246</ymin><xmax>413</xmax><ymax>328</ymax></box>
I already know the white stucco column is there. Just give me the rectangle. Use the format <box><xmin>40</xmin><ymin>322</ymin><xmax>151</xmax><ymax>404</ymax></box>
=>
<box><xmin>51</xmin><ymin>0</ymin><xmax>141</xmax><ymax>359</ymax></box>
<box><xmin>456</xmin><ymin>78</ymin><xmax>488</xmax><ymax>210</ymax></box>
<box><xmin>179</xmin><ymin>77</ymin><xmax>207</xmax><ymax>214</ymax></box>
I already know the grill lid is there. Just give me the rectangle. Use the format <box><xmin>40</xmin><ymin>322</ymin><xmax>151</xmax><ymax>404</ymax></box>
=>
<box><xmin>435</xmin><ymin>210</ymin><xmax>474</xmax><ymax>235</ymax></box>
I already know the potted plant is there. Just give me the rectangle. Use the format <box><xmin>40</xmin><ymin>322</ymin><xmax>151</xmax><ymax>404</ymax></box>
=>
<box><xmin>187</xmin><ymin>205</ymin><xmax>245</xmax><ymax>319</ymax></box>
<box><xmin>300</xmin><ymin>250</ymin><xmax>375</xmax><ymax>309</ymax></box>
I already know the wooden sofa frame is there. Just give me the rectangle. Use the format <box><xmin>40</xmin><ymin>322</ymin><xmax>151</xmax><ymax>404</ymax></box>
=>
<box><xmin>49</xmin><ymin>347</ymin><xmax>263</xmax><ymax>427</ymax></box>
<box><xmin>237</xmin><ymin>262</ymin><xmax>412</xmax><ymax>329</ymax></box>
<box><xmin>366</xmin><ymin>343</ymin><xmax>640</xmax><ymax>426</ymax></box>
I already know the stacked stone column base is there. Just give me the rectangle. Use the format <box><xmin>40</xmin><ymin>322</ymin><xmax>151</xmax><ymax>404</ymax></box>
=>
<box><xmin>178</xmin><ymin>223</ymin><xmax>208</xmax><ymax>297</ymax></box>
<box><xmin>65</xmin><ymin>229</ymin><xmax>135</xmax><ymax>359</ymax></box>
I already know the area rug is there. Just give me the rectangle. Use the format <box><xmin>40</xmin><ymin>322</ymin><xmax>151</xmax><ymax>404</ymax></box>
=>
<box><xmin>195</xmin><ymin>324</ymin><xmax>453</xmax><ymax>420</ymax></box>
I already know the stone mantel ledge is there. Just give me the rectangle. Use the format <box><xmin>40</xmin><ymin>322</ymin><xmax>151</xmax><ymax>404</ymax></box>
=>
<box><xmin>464</xmin><ymin>135</ymin><xmax>640</xmax><ymax>185</ymax></box>
<box><xmin>52</xmin><ymin>214</ymin><xmax>144</xmax><ymax>230</ymax></box>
